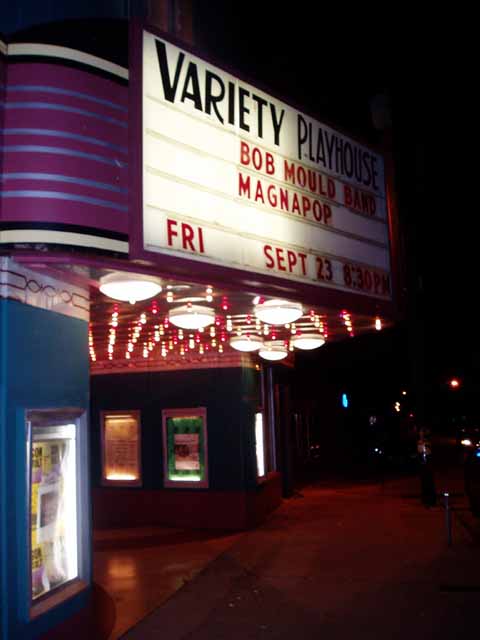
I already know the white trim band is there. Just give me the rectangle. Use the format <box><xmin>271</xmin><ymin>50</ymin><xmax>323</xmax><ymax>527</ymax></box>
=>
<box><xmin>7</xmin><ymin>43</ymin><xmax>129</xmax><ymax>80</ymax></box>
<box><xmin>0</xmin><ymin>229</ymin><xmax>128</xmax><ymax>253</ymax></box>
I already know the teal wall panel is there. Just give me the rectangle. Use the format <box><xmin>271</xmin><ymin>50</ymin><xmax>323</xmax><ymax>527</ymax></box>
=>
<box><xmin>0</xmin><ymin>300</ymin><xmax>90</xmax><ymax>640</ymax></box>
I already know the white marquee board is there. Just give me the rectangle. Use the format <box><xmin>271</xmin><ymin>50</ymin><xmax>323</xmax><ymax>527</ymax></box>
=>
<box><xmin>141</xmin><ymin>30</ymin><xmax>392</xmax><ymax>300</ymax></box>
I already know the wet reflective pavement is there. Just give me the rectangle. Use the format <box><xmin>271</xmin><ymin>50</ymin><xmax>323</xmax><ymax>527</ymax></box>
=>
<box><xmin>93</xmin><ymin>527</ymin><xmax>241</xmax><ymax>639</ymax></box>
<box><xmin>120</xmin><ymin>471</ymin><xmax>480</xmax><ymax>640</ymax></box>
<box><xmin>41</xmin><ymin>459</ymin><xmax>480</xmax><ymax>639</ymax></box>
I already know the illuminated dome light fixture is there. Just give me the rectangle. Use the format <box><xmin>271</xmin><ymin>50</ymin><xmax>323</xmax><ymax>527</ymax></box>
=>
<box><xmin>258</xmin><ymin>340</ymin><xmax>289</xmax><ymax>361</ymax></box>
<box><xmin>254</xmin><ymin>298</ymin><xmax>304</xmax><ymax>326</ymax></box>
<box><xmin>230</xmin><ymin>334</ymin><xmax>264</xmax><ymax>352</ymax></box>
<box><xmin>291</xmin><ymin>333</ymin><xmax>326</xmax><ymax>351</ymax></box>
<box><xmin>168</xmin><ymin>304</ymin><xmax>215</xmax><ymax>330</ymax></box>
<box><xmin>99</xmin><ymin>272</ymin><xmax>162</xmax><ymax>304</ymax></box>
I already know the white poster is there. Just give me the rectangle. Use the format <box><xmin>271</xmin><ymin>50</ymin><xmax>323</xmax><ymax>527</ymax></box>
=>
<box><xmin>174</xmin><ymin>433</ymin><xmax>200</xmax><ymax>470</ymax></box>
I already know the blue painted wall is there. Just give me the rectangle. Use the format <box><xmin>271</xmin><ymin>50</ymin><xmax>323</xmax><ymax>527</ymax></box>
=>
<box><xmin>0</xmin><ymin>299</ymin><xmax>90</xmax><ymax>640</ymax></box>
<box><xmin>90</xmin><ymin>365</ymin><xmax>262</xmax><ymax>492</ymax></box>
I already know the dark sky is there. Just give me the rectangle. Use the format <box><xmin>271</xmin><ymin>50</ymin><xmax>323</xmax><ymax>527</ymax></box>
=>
<box><xmin>194</xmin><ymin>4</ymin><xmax>474</xmax><ymax>402</ymax></box>
<box><xmin>1</xmin><ymin>3</ymin><xmax>472</xmax><ymax>400</ymax></box>
<box><xmin>194</xmin><ymin>2</ymin><xmax>400</xmax><ymax>140</ymax></box>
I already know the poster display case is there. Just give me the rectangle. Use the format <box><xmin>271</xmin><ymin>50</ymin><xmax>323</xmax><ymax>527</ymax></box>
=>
<box><xmin>27</xmin><ymin>409</ymin><xmax>88</xmax><ymax>613</ymax></box>
<box><xmin>162</xmin><ymin>408</ymin><xmax>208</xmax><ymax>488</ymax></box>
<box><xmin>101</xmin><ymin>411</ymin><xmax>142</xmax><ymax>486</ymax></box>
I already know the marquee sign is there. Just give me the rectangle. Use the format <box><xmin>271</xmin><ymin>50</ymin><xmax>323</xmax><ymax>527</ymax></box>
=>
<box><xmin>133</xmin><ymin>27</ymin><xmax>393</xmax><ymax>306</ymax></box>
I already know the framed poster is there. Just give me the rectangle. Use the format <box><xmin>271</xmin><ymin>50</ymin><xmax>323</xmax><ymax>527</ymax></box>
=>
<box><xmin>101</xmin><ymin>411</ymin><xmax>142</xmax><ymax>486</ymax></box>
<box><xmin>162</xmin><ymin>408</ymin><xmax>208</xmax><ymax>488</ymax></box>
<box><xmin>27</xmin><ymin>408</ymin><xmax>89</xmax><ymax>611</ymax></box>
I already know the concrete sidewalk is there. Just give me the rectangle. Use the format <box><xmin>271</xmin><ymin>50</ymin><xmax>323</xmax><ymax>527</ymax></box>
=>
<box><xmin>121</xmin><ymin>475</ymin><xmax>480</xmax><ymax>640</ymax></box>
<box><xmin>93</xmin><ymin>526</ymin><xmax>241</xmax><ymax>639</ymax></box>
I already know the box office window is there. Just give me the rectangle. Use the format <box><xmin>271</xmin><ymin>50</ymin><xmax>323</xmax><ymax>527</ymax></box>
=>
<box><xmin>162</xmin><ymin>408</ymin><xmax>208</xmax><ymax>488</ymax></box>
<box><xmin>101</xmin><ymin>411</ymin><xmax>142</xmax><ymax>486</ymax></box>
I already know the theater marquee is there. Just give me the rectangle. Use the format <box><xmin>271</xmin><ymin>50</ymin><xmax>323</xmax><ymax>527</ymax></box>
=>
<box><xmin>132</xmin><ymin>27</ymin><xmax>393</xmax><ymax>305</ymax></box>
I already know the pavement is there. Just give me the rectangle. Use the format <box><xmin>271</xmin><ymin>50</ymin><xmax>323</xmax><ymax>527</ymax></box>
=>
<box><xmin>93</xmin><ymin>526</ymin><xmax>241</xmax><ymax>639</ymax></box>
<box><xmin>108</xmin><ymin>466</ymin><xmax>480</xmax><ymax>640</ymax></box>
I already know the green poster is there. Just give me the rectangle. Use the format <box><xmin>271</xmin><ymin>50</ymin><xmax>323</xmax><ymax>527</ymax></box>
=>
<box><xmin>166</xmin><ymin>416</ymin><xmax>205</xmax><ymax>482</ymax></box>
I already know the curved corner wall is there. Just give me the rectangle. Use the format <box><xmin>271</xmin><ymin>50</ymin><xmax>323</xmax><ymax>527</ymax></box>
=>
<box><xmin>0</xmin><ymin>258</ymin><xmax>91</xmax><ymax>640</ymax></box>
<box><xmin>1</xmin><ymin>42</ymin><xmax>129</xmax><ymax>254</ymax></box>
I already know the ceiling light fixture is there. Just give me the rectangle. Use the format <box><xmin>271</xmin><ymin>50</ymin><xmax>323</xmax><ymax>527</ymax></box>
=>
<box><xmin>291</xmin><ymin>333</ymin><xmax>326</xmax><ymax>350</ymax></box>
<box><xmin>99</xmin><ymin>272</ymin><xmax>162</xmax><ymax>304</ymax></box>
<box><xmin>168</xmin><ymin>304</ymin><xmax>215</xmax><ymax>330</ymax></box>
<box><xmin>258</xmin><ymin>341</ymin><xmax>288</xmax><ymax>361</ymax></box>
<box><xmin>230</xmin><ymin>335</ymin><xmax>264</xmax><ymax>352</ymax></box>
<box><xmin>254</xmin><ymin>299</ymin><xmax>303</xmax><ymax>325</ymax></box>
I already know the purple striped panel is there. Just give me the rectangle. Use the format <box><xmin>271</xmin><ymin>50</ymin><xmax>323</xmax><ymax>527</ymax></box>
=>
<box><xmin>3</xmin><ymin>154</ymin><xmax>127</xmax><ymax>188</ymax></box>
<box><xmin>1</xmin><ymin>197</ymin><xmax>128</xmax><ymax>234</ymax></box>
<box><xmin>4</xmin><ymin>133</ymin><xmax>128</xmax><ymax>163</ymax></box>
<box><xmin>3</xmin><ymin>178</ymin><xmax>127</xmax><ymax>208</ymax></box>
<box><xmin>0</xmin><ymin>54</ymin><xmax>5</xmax><ymax>224</ymax></box>
<box><xmin>2</xmin><ymin>60</ymin><xmax>130</xmax><ymax>239</ymax></box>
<box><xmin>8</xmin><ymin>64</ymin><xmax>128</xmax><ymax>108</ymax></box>
<box><xmin>0</xmin><ymin>51</ymin><xmax>5</xmax><ymax>140</ymax></box>
<box><xmin>4</xmin><ymin>109</ymin><xmax>128</xmax><ymax>149</ymax></box>
<box><xmin>6</xmin><ymin>89</ymin><xmax>128</xmax><ymax>125</ymax></box>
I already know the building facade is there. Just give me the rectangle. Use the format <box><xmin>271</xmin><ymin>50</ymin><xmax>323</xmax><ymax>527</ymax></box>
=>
<box><xmin>0</xmin><ymin>8</ymin><xmax>399</xmax><ymax>637</ymax></box>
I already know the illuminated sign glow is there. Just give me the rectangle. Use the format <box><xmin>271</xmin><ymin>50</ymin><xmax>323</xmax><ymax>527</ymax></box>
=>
<box><xmin>31</xmin><ymin>424</ymin><xmax>78</xmax><ymax>600</ymax></box>
<box><xmin>106</xmin><ymin>473</ymin><xmax>139</xmax><ymax>481</ymax></box>
<box><xmin>141</xmin><ymin>31</ymin><xmax>392</xmax><ymax>301</ymax></box>
<box><xmin>102</xmin><ymin>412</ymin><xmax>141</xmax><ymax>486</ymax></box>
<box><xmin>255</xmin><ymin>413</ymin><xmax>266</xmax><ymax>477</ymax></box>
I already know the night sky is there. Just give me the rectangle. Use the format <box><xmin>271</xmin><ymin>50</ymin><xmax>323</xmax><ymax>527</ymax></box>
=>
<box><xmin>194</xmin><ymin>3</ymin><xmax>472</xmax><ymax>416</ymax></box>
<box><xmin>1</xmin><ymin>3</ymin><xmax>471</xmax><ymax>417</ymax></box>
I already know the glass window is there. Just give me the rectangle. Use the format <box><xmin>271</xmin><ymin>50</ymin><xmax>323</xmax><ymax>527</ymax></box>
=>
<box><xmin>30</xmin><ymin>422</ymin><xmax>78</xmax><ymax>601</ymax></box>
<box><xmin>162</xmin><ymin>408</ymin><xmax>208</xmax><ymax>488</ymax></box>
<box><xmin>101</xmin><ymin>411</ymin><xmax>142</xmax><ymax>486</ymax></box>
